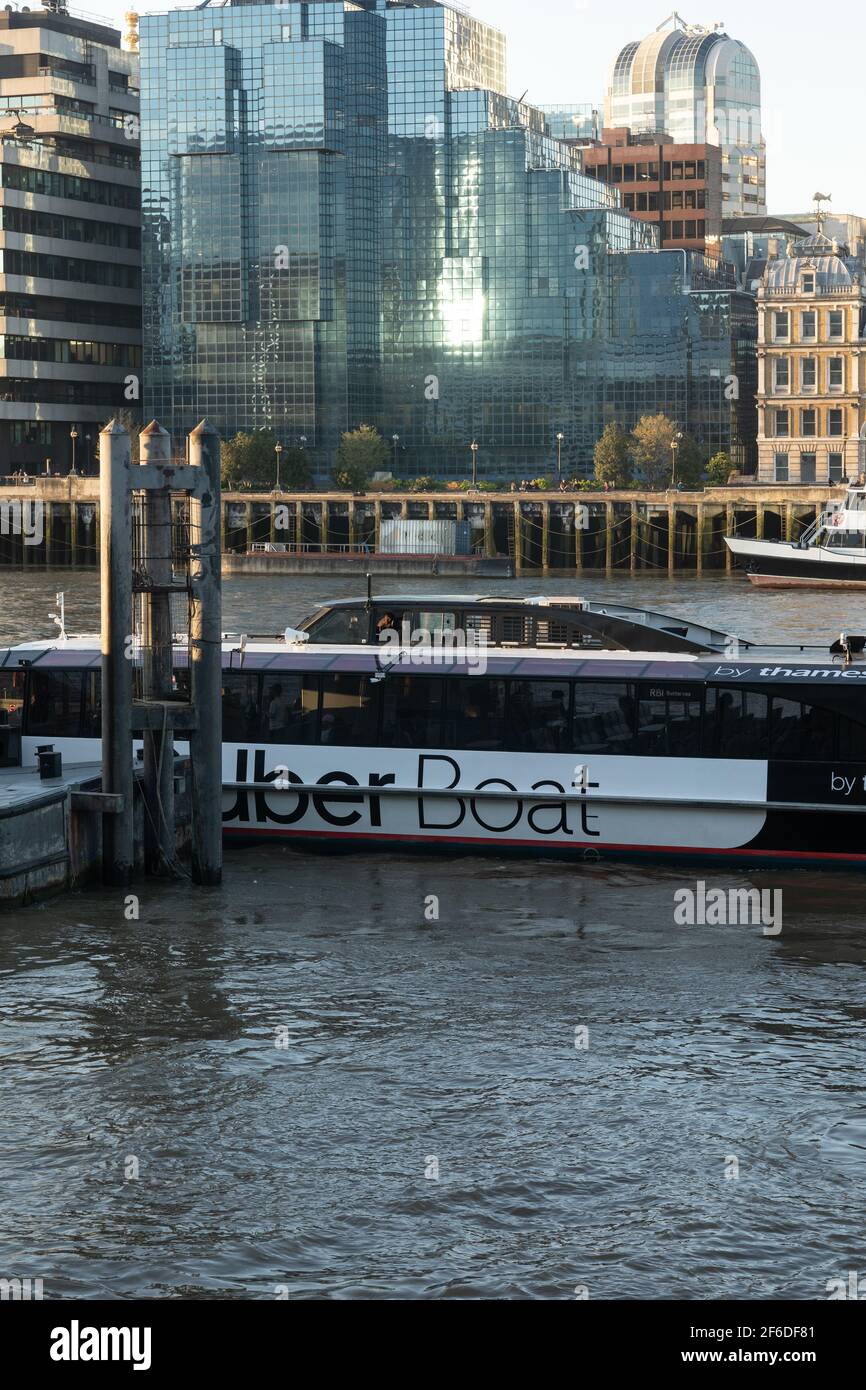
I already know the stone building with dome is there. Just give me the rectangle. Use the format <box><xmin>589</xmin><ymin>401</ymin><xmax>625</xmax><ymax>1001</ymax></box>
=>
<box><xmin>756</xmin><ymin>224</ymin><xmax>866</xmax><ymax>484</ymax></box>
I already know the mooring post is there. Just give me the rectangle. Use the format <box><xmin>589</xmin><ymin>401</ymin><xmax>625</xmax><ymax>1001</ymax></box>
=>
<box><xmin>725</xmin><ymin>503</ymin><xmax>734</xmax><ymax>572</ymax></box>
<box><xmin>99</xmin><ymin>419</ymin><xmax>135</xmax><ymax>887</ymax></box>
<box><xmin>139</xmin><ymin>421</ymin><xmax>176</xmax><ymax>874</ymax></box>
<box><xmin>188</xmin><ymin>420</ymin><xmax>223</xmax><ymax>886</ymax></box>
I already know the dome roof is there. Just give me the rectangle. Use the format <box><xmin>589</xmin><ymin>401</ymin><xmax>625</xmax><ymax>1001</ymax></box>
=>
<box><xmin>765</xmin><ymin>254</ymin><xmax>860</xmax><ymax>291</ymax></box>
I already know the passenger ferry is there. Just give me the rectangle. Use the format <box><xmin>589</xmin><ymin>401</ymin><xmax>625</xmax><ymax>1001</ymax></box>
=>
<box><xmin>725</xmin><ymin>486</ymin><xmax>866</xmax><ymax>588</ymax></box>
<box><xmin>3</xmin><ymin>600</ymin><xmax>866</xmax><ymax>868</ymax></box>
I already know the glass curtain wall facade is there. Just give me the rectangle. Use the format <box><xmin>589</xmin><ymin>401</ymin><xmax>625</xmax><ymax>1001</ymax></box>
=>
<box><xmin>140</xmin><ymin>1</ymin><xmax>386</xmax><ymax>461</ymax></box>
<box><xmin>140</xmin><ymin>1</ymin><xmax>756</xmax><ymax>479</ymax></box>
<box><xmin>381</xmin><ymin>2</ymin><xmax>754</xmax><ymax>477</ymax></box>
<box><xmin>605</xmin><ymin>18</ymin><xmax>765</xmax><ymax>219</ymax></box>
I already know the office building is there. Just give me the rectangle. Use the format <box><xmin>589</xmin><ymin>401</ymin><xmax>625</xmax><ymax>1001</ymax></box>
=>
<box><xmin>141</xmin><ymin>0</ymin><xmax>387</xmax><ymax>462</ymax></box>
<box><xmin>605</xmin><ymin>15</ymin><xmax>765</xmax><ymax>219</ymax></box>
<box><xmin>757</xmin><ymin>224</ymin><xmax>866</xmax><ymax>484</ymax></box>
<box><xmin>140</xmin><ymin>1</ymin><xmax>756</xmax><ymax>479</ymax></box>
<box><xmin>540</xmin><ymin>105</ymin><xmax>600</xmax><ymax>143</ymax></box>
<box><xmin>0</xmin><ymin>1</ymin><xmax>141</xmax><ymax>476</ymax></box>
<box><xmin>578</xmin><ymin>127</ymin><xmax>722</xmax><ymax>252</ymax></box>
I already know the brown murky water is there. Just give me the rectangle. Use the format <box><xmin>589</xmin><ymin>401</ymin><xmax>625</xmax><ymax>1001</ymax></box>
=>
<box><xmin>1</xmin><ymin>571</ymin><xmax>865</xmax><ymax>1298</ymax></box>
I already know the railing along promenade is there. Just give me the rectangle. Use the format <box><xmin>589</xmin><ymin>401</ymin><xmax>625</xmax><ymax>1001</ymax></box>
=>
<box><xmin>0</xmin><ymin>475</ymin><xmax>845</xmax><ymax>574</ymax></box>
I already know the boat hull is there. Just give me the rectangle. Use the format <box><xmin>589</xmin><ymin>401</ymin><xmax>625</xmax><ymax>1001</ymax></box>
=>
<box><xmin>725</xmin><ymin>536</ymin><xmax>866</xmax><ymax>588</ymax></box>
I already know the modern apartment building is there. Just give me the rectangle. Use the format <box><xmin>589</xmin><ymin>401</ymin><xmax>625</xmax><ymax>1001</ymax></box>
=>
<box><xmin>756</xmin><ymin>229</ymin><xmax>866</xmax><ymax>484</ymax></box>
<box><xmin>605</xmin><ymin>14</ymin><xmax>765</xmax><ymax>219</ymax></box>
<box><xmin>140</xmin><ymin>0</ymin><xmax>757</xmax><ymax>478</ymax></box>
<box><xmin>577</xmin><ymin>127</ymin><xmax>722</xmax><ymax>252</ymax></box>
<box><xmin>0</xmin><ymin>1</ymin><xmax>141</xmax><ymax>476</ymax></box>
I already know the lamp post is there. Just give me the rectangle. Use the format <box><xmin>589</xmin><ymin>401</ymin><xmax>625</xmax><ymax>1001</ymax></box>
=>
<box><xmin>470</xmin><ymin>439</ymin><xmax>479</xmax><ymax>488</ymax></box>
<box><xmin>670</xmin><ymin>430</ymin><xmax>683</xmax><ymax>489</ymax></box>
<box><xmin>84</xmin><ymin>432</ymin><xmax>91</xmax><ymax>475</ymax></box>
<box><xmin>556</xmin><ymin>431</ymin><xmax>565</xmax><ymax>484</ymax></box>
<box><xmin>392</xmin><ymin>433</ymin><xmax>400</xmax><ymax>474</ymax></box>
<box><xmin>274</xmin><ymin>440</ymin><xmax>283</xmax><ymax>492</ymax></box>
<box><xmin>1</xmin><ymin>109</ymin><xmax>36</xmax><ymax>146</ymax></box>
<box><xmin>44</xmin><ymin>457</ymin><xmax>52</xmax><ymax>477</ymax></box>
<box><xmin>299</xmin><ymin>435</ymin><xmax>307</xmax><ymax>450</ymax></box>
<box><xmin>69</xmin><ymin>426</ymin><xmax>78</xmax><ymax>476</ymax></box>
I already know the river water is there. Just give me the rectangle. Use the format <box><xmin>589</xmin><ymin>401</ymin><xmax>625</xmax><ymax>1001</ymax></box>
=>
<box><xmin>1</xmin><ymin>570</ymin><xmax>865</xmax><ymax>1300</ymax></box>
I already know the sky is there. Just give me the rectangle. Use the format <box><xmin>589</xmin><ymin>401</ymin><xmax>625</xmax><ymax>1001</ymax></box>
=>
<box><xmin>98</xmin><ymin>0</ymin><xmax>865</xmax><ymax>215</ymax></box>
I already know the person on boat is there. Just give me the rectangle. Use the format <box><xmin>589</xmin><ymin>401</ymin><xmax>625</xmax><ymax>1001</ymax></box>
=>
<box><xmin>377</xmin><ymin>612</ymin><xmax>397</xmax><ymax>637</ymax></box>
<box><xmin>267</xmin><ymin>683</ymin><xmax>289</xmax><ymax>737</ymax></box>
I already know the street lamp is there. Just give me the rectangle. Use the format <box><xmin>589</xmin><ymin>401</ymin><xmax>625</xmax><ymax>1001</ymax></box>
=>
<box><xmin>274</xmin><ymin>440</ymin><xmax>283</xmax><ymax>492</ymax></box>
<box><xmin>84</xmin><ymin>432</ymin><xmax>91</xmax><ymax>475</ymax></box>
<box><xmin>670</xmin><ymin>430</ymin><xmax>683</xmax><ymax>489</ymax></box>
<box><xmin>556</xmin><ymin>431</ymin><xmax>565</xmax><ymax>484</ymax></box>
<box><xmin>299</xmin><ymin>435</ymin><xmax>307</xmax><ymax>449</ymax></box>
<box><xmin>69</xmin><ymin>426</ymin><xmax>78</xmax><ymax>476</ymax></box>
<box><xmin>1</xmin><ymin>109</ymin><xmax>36</xmax><ymax>145</ymax></box>
<box><xmin>392</xmin><ymin>433</ymin><xmax>400</xmax><ymax>474</ymax></box>
<box><xmin>470</xmin><ymin>439</ymin><xmax>479</xmax><ymax>488</ymax></box>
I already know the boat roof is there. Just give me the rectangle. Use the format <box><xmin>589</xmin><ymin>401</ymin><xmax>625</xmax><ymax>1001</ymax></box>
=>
<box><xmin>3</xmin><ymin>639</ymin><xmax>865</xmax><ymax>685</ymax></box>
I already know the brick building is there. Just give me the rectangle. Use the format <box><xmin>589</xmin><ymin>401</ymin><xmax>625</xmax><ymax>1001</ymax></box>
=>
<box><xmin>578</xmin><ymin>128</ymin><xmax>722</xmax><ymax>252</ymax></box>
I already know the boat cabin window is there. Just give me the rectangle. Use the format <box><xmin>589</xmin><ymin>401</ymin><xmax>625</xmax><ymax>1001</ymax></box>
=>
<box><xmin>222</xmin><ymin>672</ymin><xmax>263</xmax><ymax>742</ymax></box>
<box><xmin>320</xmin><ymin>675</ymin><xmax>377</xmax><ymax>747</ymax></box>
<box><xmin>704</xmin><ymin>688</ymin><xmax>768</xmax><ymax>759</ymax></box>
<box><xmin>382</xmin><ymin>676</ymin><xmax>445</xmax><ymax>748</ymax></box>
<box><xmin>508</xmin><ymin>681</ymin><xmax>571</xmax><ymax>753</ymax></box>
<box><xmin>771</xmin><ymin>698</ymin><xmax>837</xmax><ymax>762</ymax></box>
<box><xmin>0</xmin><ymin>667</ymin><xmax>25</xmax><ymax>767</ymax></box>
<box><xmin>573</xmin><ymin>682</ymin><xmax>633</xmax><ymax>755</ymax></box>
<box><xmin>262</xmin><ymin>676</ymin><xmax>317</xmax><ymax>745</ymax></box>
<box><xmin>415</xmin><ymin>611</ymin><xmax>458</xmax><ymax>636</ymax></box>
<box><xmin>637</xmin><ymin>685</ymin><xmax>702</xmax><ymax>757</ymax></box>
<box><xmin>444</xmin><ymin>678</ymin><xmax>507</xmax><ymax>751</ymax></box>
<box><xmin>306</xmin><ymin>609</ymin><xmax>368</xmax><ymax>645</ymax></box>
<box><xmin>27</xmin><ymin>669</ymin><xmax>84</xmax><ymax>738</ymax></box>
<box><xmin>82</xmin><ymin>671</ymin><xmax>101</xmax><ymax>736</ymax></box>
<box><xmin>0</xmin><ymin>669</ymin><xmax>25</xmax><ymax>727</ymax></box>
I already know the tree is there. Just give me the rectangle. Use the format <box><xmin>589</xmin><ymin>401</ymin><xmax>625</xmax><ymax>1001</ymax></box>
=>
<box><xmin>675</xmin><ymin>435</ymin><xmax>705</xmax><ymax>490</ymax></box>
<box><xmin>273</xmin><ymin>447</ymin><xmax>312</xmax><ymax>491</ymax></box>
<box><xmin>630</xmin><ymin>414</ymin><xmax>679</xmax><ymax>490</ymax></box>
<box><xmin>220</xmin><ymin>430</ymin><xmax>312</xmax><ymax>490</ymax></box>
<box><xmin>706</xmin><ymin>451</ymin><xmax>735</xmax><ymax>486</ymax></box>
<box><xmin>333</xmin><ymin>424</ymin><xmax>390</xmax><ymax>491</ymax></box>
<box><xmin>593</xmin><ymin>421</ymin><xmax>633</xmax><ymax>488</ymax></box>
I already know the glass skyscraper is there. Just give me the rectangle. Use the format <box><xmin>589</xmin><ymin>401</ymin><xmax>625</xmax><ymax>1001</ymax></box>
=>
<box><xmin>140</xmin><ymin>1</ymin><xmax>756</xmax><ymax>478</ymax></box>
<box><xmin>140</xmin><ymin>0</ymin><xmax>387</xmax><ymax>455</ymax></box>
<box><xmin>605</xmin><ymin>15</ymin><xmax>766</xmax><ymax>218</ymax></box>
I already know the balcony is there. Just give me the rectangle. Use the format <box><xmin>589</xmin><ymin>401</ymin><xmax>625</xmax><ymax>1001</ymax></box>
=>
<box><xmin>761</xmin><ymin>285</ymin><xmax>860</xmax><ymax>299</ymax></box>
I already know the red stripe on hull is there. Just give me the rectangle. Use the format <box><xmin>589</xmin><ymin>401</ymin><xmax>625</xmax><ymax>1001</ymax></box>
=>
<box><xmin>746</xmin><ymin>574</ymin><xmax>866</xmax><ymax>590</ymax></box>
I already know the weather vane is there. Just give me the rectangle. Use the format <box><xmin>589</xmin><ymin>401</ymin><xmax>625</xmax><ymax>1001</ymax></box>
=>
<box><xmin>812</xmin><ymin>191</ymin><xmax>832</xmax><ymax>237</ymax></box>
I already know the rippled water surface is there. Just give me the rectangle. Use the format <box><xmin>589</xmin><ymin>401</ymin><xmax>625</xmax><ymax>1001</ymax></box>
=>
<box><xmin>1</xmin><ymin>570</ymin><xmax>865</xmax><ymax>1299</ymax></box>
